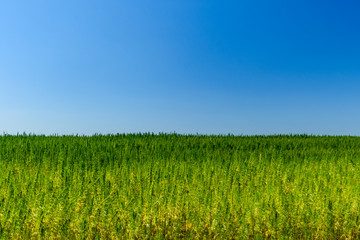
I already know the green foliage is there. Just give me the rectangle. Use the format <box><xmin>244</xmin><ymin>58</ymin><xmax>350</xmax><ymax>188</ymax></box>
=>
<box><xmin>0</xmin><ymin>134</ymin><xmax>360</xmax><ymax>239</ymax></box>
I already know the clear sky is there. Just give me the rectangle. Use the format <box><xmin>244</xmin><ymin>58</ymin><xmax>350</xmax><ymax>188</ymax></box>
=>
<box><xmin>1</xmin><ymin>1</ymin><xmax>360</xmax><ymax>135</ymax></box>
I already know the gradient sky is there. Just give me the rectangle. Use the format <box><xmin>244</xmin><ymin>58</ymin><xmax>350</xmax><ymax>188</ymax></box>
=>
<box><xmin>1</xmin><ymin>1</ymin><xmax>360</xmax><ymax>135</ymax></box>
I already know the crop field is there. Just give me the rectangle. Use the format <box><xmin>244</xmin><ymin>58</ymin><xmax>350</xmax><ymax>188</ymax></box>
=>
<box><xmin>0</xmin><ymin>134</ymin><xmax>360</xmax><ymax>239</ymax></box>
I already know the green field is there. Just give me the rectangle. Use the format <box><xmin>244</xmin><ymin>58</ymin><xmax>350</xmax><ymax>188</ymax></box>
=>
<box><xmin>0</xmin><ymin>134</ymin><xmax>360</xmax><ymax>239</ymax></box>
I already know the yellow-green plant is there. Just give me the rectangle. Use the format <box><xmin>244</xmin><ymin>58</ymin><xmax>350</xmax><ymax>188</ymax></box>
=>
<box><xmin>0</xmin><ymin>133</ymin><xmax>359</xmax><ymax>239</ymax></box>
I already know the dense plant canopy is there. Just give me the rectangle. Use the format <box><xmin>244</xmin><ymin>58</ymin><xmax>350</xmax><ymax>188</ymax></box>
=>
<box><xmin>0</xmin><ymin>134</ymin><xmax>359</xmax><ymax>239</ymax></box>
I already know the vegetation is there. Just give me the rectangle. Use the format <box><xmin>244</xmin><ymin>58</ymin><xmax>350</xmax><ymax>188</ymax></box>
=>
<box><xmin>0</xmin><ymin>133</ymin><xmax>360</xmax><ymax>239</ymax></box>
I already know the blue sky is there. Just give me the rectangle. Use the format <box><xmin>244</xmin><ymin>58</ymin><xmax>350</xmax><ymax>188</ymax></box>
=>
<box><xmin>1</xmin><ymin>0</ymin><xmax>360</xmax><ymax>135</ymax></box>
